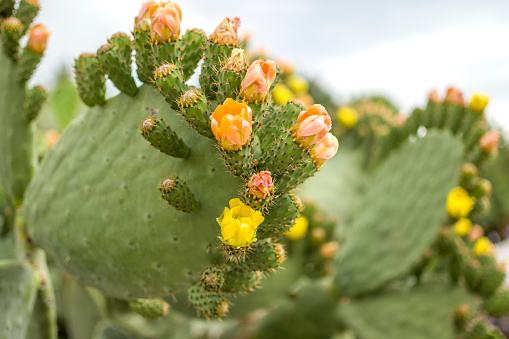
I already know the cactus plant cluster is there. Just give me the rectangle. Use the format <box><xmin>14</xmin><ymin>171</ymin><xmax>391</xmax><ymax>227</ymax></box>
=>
<box><xmin>1</xmin><ymin>0</ymin><xmax>509</xmax><ymax>338</ymax></box>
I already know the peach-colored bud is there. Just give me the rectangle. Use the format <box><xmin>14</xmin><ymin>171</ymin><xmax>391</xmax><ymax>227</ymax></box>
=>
<box><xmin>135</xmin><ymin>0</ymin><xmax>156</xmax><ymax>25</ymax></box>
<box><xmin>150</xmin><ymin>1</ymin><xmax>182</xmax><ymax>43</ymax></box>
<box><xmin>444</xmin><ymin>86</ymin><xmax>464</xmax><ymax>106</ymax></box>
<box><xmin>247</xmin><ymin>171</ymin><xmax>274</xmax><ymax>200</ymax></box>
<box><xmin>26</xmin><ymin>24</ymin><xmax>50</xmax><ymax>54</ymax></box>
<box><xmin>320</xmin><ymin>241</ymin><xmax>339</xmax><ymax>259</ymax></box>
<box><xmin>240</xmin><ymin>60</ymin><xmax>277</xmax><ymax>103</ymax></box>
<box><xmin>395</xmin><ymin>113</ymin><xmax>407</xmax><ymax>127</ymax></box>
<box><xmin>469</xmin><ymin>224</ymin><xmax>484</xmax><ymax>242</ymax></box>
<box><xmin>310</xmin><ymin>133</ymin><xmax>339</xmax><ymax>168</ymax></box>
<box><xmin>209</xmin><ymin>17</ymin><xmax>239</xmax><ymax>46</ymax></box>
<box><xmin>479</xmin><ymin>130</ymin><xmax>500</xmax><ymax>154</ymax></box>
<box><xmin>428</xmin><ymin>89</ymin><xmax>440</xmax><ymax>104</ymax></box>
<box><xmin>210</xmin><ymin>98</ymin><xmax>252</xmax><ymax>152</ymax></box>
<box><xmin>291</xmin><ymin>104</ymin><xmax>332</xmax><ymax>149</ymax></box>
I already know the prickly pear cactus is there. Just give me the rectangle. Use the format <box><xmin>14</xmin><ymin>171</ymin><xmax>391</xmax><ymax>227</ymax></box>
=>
<box><xmin>22</xmin><ymin>1</ymin><xmax>339</xmax><ymax>319</ymax></box>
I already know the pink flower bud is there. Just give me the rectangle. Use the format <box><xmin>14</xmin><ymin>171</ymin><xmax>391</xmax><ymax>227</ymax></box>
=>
<box><xmin>209</xmin><ymin>17</ymin><xmax>239</xmax><ymax>46</ymax></box>
<box><xmin>135</xmin><ymin>0</ymin><xmax>156</xmax><ymax>25</ymax></box>
<box><xmin>291</xmin><ymin>104</ymin><xmax>332</xmax><ymax>149</ymax></box>
<box><xmin>26</xmin><ymin>24</ymin><xmax>50</xmax><ymax>54</ymax></box>
<box><xmin>310</xmin><ymin>133</ymin><xmax>339</xmax><ymax>168</ymax></box>
<box><xmin>444</xmin><ymin>86</ymin><xmax>464</xmax><ymax>106</ymax></box>
<box><xmin>247</xmin><ymin>171</ymin><xmax>274</xmax><ymax>200</ymax></box>
<box><xmin>149</xmin><ymin>1</ymin><xmax>182</xmax><ymax>43</ymax></box>
<box><xmin>240</xmin><ymin>60</ymin><xmax>277</xmax><ymax>103</ymax></box>
<box><xmin>210</xmin><ymin>98</ymin><xmax>252</xmax><ymax>152</ymax></box>
<box><xmin>479</xmin><ymin>130</ymin><xmax>500</xmax><ymax>154</ymax></box>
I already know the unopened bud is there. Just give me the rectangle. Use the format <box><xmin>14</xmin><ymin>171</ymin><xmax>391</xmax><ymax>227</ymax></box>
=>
<box><xmin>26</xmin><ymin>24</ymin><xmax>49</xmax><ymax>54</ymax></box>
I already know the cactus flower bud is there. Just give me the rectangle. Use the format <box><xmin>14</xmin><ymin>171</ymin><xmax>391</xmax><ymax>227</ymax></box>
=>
<box><xmin>240</xmin><ymin>60</ymin><xmax>277</xmax><ymax>103</ymax></box>
<box><xmin>473</xmin><ymin>237</ymin><xmax>495</xmax><ymax>257</ymax></box>
<box><xmin>309</xmin><ymin>133</ymin><xmax>339</xmax><ymax>168</ymax></box>
<box><xmin>336</xmin><ymin>106</ymin><xmax>358</xmax><ymax>129</ymax></box>
<box><xmin>223</xmin><ymin>48</ymin><xmax>248</xmax><ymax>72</ymax></box>
<box><xmin>26</xmin><ymin>24</ymin><xmax>49</xmax><ymax>54</ymax></box>
<box><xmin>135</xmin><ymin>0</ymin><xmax>156</xmax><ymax>25</ymax></box>
<box><xmin>292</xmin><ymin>104</ymin><xmax>332</xmax><ymax>149</ymax></box>
<box><xmin>453</xmin><ymin>217</ymin><xmax>472</xmax><ymax>237</ymax></box>
<box><xmin>469</xmin><ymin>92</ymin><xmax>489</xmax><ymax>114</ymax></box>
<box><xmin>209</xmin><ymin>17</ymin><xmax>239</xmax><ymax>46</ymax></box>
<box><xmin>444</xmin><ymin>86</ymin><xmax>464</xmax><ymax>106</ymax></box>
<box><xmin>446</xmin><ymin>187</ymin><xmax>474</xmax><ymax>219</ymax></box>
<box><xmin>210</xmin><ymin>98</ymin><xmax>252</xmax><ymax>152</ymax></box>
<box><xmin>428</xmin><ymin>89</ymin><xmax>440</xmax><ymax>104</ymax></box>
<box><xmin>320</xmin><ymin>241</ymin><xmax>339</xmax><ymax>259</ymax></box>
<box><xmin>285</xmin><ymin>215</ymin><xmax>309</xmax><ymax>241</ymax></box>
<box><xmin>150</xmin><ymin>1</ymin><xmax>181</xmax><ymax>43</ymax></box>
<box><xmin>217</xmin><ymin>198</ymin><xmax>264</xmax><ymax>248</ymax></box>
<box><xmin>247</xmin><ymin>171</ymin><xmax>274</xmax><ymax>200</ymax></box>
<box><xmin>479</xmin><ymin>130</ymin><xmax>499</xmax><ymax>155</ymax></box>
<box><xmin>469</xmin><ymin>224</ymin><xmax>484</xmax><ymax>242</ymax></box>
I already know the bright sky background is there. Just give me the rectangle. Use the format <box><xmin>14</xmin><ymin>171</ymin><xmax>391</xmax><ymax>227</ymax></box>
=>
<box><xmin>32</xmin><ymin>0</ymin><xmax>509</xmax><ymax>134</ymax></box>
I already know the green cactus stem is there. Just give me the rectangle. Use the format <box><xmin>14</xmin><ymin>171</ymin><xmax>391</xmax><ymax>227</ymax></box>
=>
<box><xmin>16</xmin><ymin>46</ymin><xmax>43</xmax><ymax>83</ymax></box>
<box><xmin>221</xmin><ymin>268</ymin><xmax>261</xmax><ymax>293</ymax></box>
<box><xmin>200</xmin><ymin>265</ymin><xmax>225</xmax><ymax>292</ymax></box>
<box><xmin>140</xmin><ymin>115</ymin><xmax>190</xmax><ymax>159</ymax></box>
<box><xmin>1</xmin><ymin>17</ymin><xmax>23</xmax><ymax>59</ymax></box>
<box><xmin>216</xmin><ymin>48</ymin><xmax>248</xmax><ymax>102</ymax></box>
<box><xmin>14</xmin><ymin>0</ymin><xmax>38</xmax><ymax>35</ymax></box>
<box><xmin>484</xmin><ymin>289</ymin><xmax>509</xmax><ymax>317</ymax></box>
<box><xmin>24</xmin><ymin>85</ymin><xmax>46</xmax><ymax>122</ymax></box>
<box><xmin>154</xmin><ymin>63</ymin><xmax>187</xmax><ymax>110</ymax></box>
<box><xmin>74</xmin><ymin>53</ymin><xmax>106</xmax><ymax>106</ymax></box>
<box><xmin>200</xmin><ymin>40</ymin><xmax>234</xmax><ymax>101</ymax></box>
<box><xmin>234</xmin><ymin>238</ymin><xmax>286</xmax><ymax>272</ymax></box>
<box><xmin>108</xmin><ymin>32</ymin><xmax>132</xmax><ymax>64</ymax></box>
<box><xmin>0</xmin><ymin>0</ymin><xmax>15</xmax><ymax>18</ymax></box>
<box><xmin>478</xmin><ymin>255</ymin><xmax>505</xmax><ymax>297</ymax></box>
<box><xmin>132</xmin><ymin>18</ymin><xmax>153</xmax><ymax>84</ymax></box>
<box><xmin>159</xmin><ymin>176</ymin><xmax>199</xmax><ymax>213</ymax></box>
<box><xmin>128</xmin><ymin>298</ymin><xmax>169</xmax><ymax>319</ymax></box>
<box><xmin>178</xmin><ymin>28</ymin><xmax>206</xmax><ymax>81</ymax></box>
<box><xmin>177</xmin><ymin>88</ymin><xmax>214</xmax><ymax>138</ymax></box>
<box><xmin>97</xmin><ymin>42</ymin><xmax>137</xmax><ymax>97</ymax></box>
<box><xmin>186</xmin><ymin>283</ymin><xmax>230</xmax><ymax>319</ymax></box>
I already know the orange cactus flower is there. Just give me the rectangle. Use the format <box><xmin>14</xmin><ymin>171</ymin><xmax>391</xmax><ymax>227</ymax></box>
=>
<box><xmin>310</xmin><ymin>133</ymin><xmax>339</xmax><ymax>168</ymax></box>
<box><xmin>149</xmin><ymin>1</ymin><xmax>182</xmax><ymax>43</ymax></box>
<box><xmin>209</xmin><ymin>17</ymin><xmax>239</xmax><ymax>46</ymax></box>
<box><xmin>210</xmin><ymin>98</ymin><xmax>252</xmax><ymax>152</ymax></box>
<box><xmin>240</xmin><ymin>60</ymin><xmax>277</xmax><ymax>103</ymax></box>
<box><xmin>135</xmin><ymin>0</ymin><xmax>156</xmax><ymax>25</ymax></box>
<box><xmin>26</xmin><ymin>24</ymin><xmax>50</xmax><ymax>54</ymax></box>
<box><xmin>292</xmin><ymin>104</ymin><xmax>332</xmax><ymax>149</ymax></box>
<box><xmin>247</xmin><ymin>171</ymin><xmax>274</xmax><ymax>199</ymax></box>
<box><xmin>444</xmin><ymin>87</ymin><xmax>464</xmax><ymax>106</ymax></box>
<box><xmin>479</xmin><ymin>130</ymin><xmax>500</xmax><ymax>154</ymax></box>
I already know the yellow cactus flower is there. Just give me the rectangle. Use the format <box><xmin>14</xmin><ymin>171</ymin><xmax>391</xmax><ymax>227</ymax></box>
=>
<box><xmin>473</xmin><ymin>236</ymin><xmax>495</xmax><ymax>257</ymax></box>
<box><xmin>453</xmin><ymin>218</ymin><xmax>472</xmax><ymax>237</ymax></box>
<box><xmin>446</xmin><ymin>187</ymin><xmax>474</xmax><ymax>219</ymax></box>
<box><xmin>287</xmin><ymin>75</ymin><xmax>309</xmax><ymax>93</ymax></box>
<box><xmin>217</xmin><ymin>199</ymin><xmax>264</xmax><ymax>248</ymax></box>
<box><xmin>469</xmin><ymin>92</ymin><xmax>489</xmax><ymax>114</ymax></box>
<box><xmin>337</xmin><ymin>107</ymin><xmax>358</xmax><ymax>129</ymax></box>
<box><xmin>271</xmin><ymin>83</ymin><xmax>294</xmax><ymax>105</ymax></box>
<box><xmin>285</xmin><ymin>215</ymin><xmax>309</xmax><ymax>241</ymax></box>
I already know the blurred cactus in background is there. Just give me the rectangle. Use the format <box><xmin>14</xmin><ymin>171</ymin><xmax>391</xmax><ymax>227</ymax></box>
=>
<box><xmin>1</xmin><ymin>1</ymin><xmax>509</xmax><ymax>338</ymax></box>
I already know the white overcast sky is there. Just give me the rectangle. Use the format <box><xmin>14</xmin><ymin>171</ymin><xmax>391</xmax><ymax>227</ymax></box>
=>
<box><xmin>32</xmin><ymin>0</ymin><xmax>509</xmax><ymax>133</ymax></box>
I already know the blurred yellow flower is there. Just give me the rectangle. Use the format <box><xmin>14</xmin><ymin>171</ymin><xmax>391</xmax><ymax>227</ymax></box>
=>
<box><xmin>337</xmin><ymin>107</ymin><xmax>358</xmax><ymax>129</ymax></box>
<box><xmin>473</xmin><ymin>236</ymin><xmax>495</xmax><ymax>257</ymax></box>
<box><xmin>453</xmin><ymin>218</ymin><xmax>472</xmax><ymax>237</ymax></box>
<box><xmin>287</xmin><ymin>75</ymin><xmax>309</xmax><ymax>93</ymax></box>
<box><xmin>285</xmin><ymin>215</ymin><xmax>309</xmax><ymax>241</ymax></box>
<box><xmin>446</xmin><ymin>187</ymin><xmax>474</xmax><ymax>219</ymax></box>
<box><xmin>217</xmin><ymin>199</ymin><xmax>264</xmax><ymax>248</ymax></box>
<box><xmin>272</xmin><ymin>83</ymin><xmax>294</xmax><ymax>105</ymax></box>
<box><xmin>469</xmin><ymin>92</ymin><xmax>489</xmax><ymax>114</ymax></box>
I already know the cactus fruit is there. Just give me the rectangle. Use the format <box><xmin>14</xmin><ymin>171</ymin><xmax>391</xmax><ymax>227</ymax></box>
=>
<box><xmin>22</xmin><ymin>1</ymin><xmax>338</xmax><ymax>319</ymax></box>
<box><xmin>128</xmin><ymin>298</ymin><xmax>170</xmax><ymax>319</ymax></box>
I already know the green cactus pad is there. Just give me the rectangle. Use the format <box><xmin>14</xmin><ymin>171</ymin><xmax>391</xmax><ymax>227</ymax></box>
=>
<box><xmin>97</xmin><ymin>43</ymin><xmax>137</xmax><ymax>97</ymax></box>
<box><xmin>15</xmin><ymin>0</ymin><xmax>38</xmax><ymax>35</ymax></box>
<box><xmin>159</xmin><ymin>176</ymin><xmax>200</xmax><ymax>213</ymax></box>
<box><xmin>339</xmin><ymin>280</ymin><xmax>478</xmax><ymax>339</ymax></box>
<box><xmin>0</xmin><ymin>0</ymin><xmax>15</xmax><ymax>18</ymax></box>
<box><xmin>1</xmin><ymin>17</ymin><xmax>23</xmax><ymax>59</ymax></box>
<box><xmin>178</xmin><ymin>29</ymin><xmax>206</xmax><ymax>81</ymax></box>
<box><xmin>334</xmin><ymin>131</ymin><xmax>463</xmax><ymax>296</ymax></box>
<box><xmin>132</xmin><ymin>21</ymin><xmax>153</xmax><ymax>84</ymax></box>
<box><xmin>484</xmin><ymin>289</ymin><xmax>509</xmax><ymax>317</ymax></box>
<box><xmin>74</xmin><ymin>53</ymin><xmax>106</xmax><ymax>107</ymax></box>
<box><xmin>16</xmin><ymin>47</ymin><xmax>42</xmax><ymax>83</ymax></box>
<box><xmin>24</xmin><ymin>85</ymin><xmax>46</xmax><ymax>122</ymax></box>
<box><xmin>23</xmin><ymin>85</ymin><xmax>241</xmax><ymax>299</ymax></box>
<box><xmin>0</xmin><ymin>51</ymin><xmax>35</xmax><ymax>205</ymax></box>
<box><xmin>140</xmin><ymin>116</ymin><xmax>190</xmax><ymax>159</ymax></box>
<box><xmin>0</xmin><ymin>259</ymin><xmax>40</xmax><ymax>339</ymax></box>
<box><xmin>129</xmin><ymin>298</ymin><xmax>169</xmax><ymax>319</ymax></box>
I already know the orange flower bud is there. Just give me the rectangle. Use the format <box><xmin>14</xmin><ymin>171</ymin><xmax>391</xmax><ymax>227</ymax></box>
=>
<box><xmin>247</xmin><ymin>171</ymin><xmax>274</xmax><ymax>199</ymax></box>
<box><xmin>292</xmin><ymin>104</ymin><xmax>332</xmax><ymax>148</ymax></box>
<box><xmin>150</xmin><ymin>1</ymin><xmax>182</xmax><ymax>43</ymax></box>
<box><xmin>240</xmin><ymin>60</ymin><xmax>277</xmax><ymax>103</ymax></box>
<box><xmin>26</xmin><ymin>24</ymin><xmax>49</xmax><ymax>54</ymax></box>
<box><xmin>479</xmin><ymin>130</ymin><xmax>500</xmax><ymax>154</ymax></box>
<box><xmin>210</xmin><ymin>98</ymin><xmax>252</xmax><ymax>152</ymax></box>
<box><xmin>135</xmin><ymin>0</ymin><xmax>156</xmax><ymax>25</ymax></box>
<box><xmin>310</xmin><ymin>133</ymin><xmax>339</xmax><ymax>168</ymax></box>
<box><xmin>428</xmin><ymin>89</ymin><xmax>440</xmax><ymax>104</ymax></box>
<box><xmin>209</xmin><ymin>17</ymin><xmax>239</xmax><ymax>46</ymax></box>
<box><xmin>444</xmin><ymin>86</ymin><xmax>464</xmax><ymax>106</ymax></box>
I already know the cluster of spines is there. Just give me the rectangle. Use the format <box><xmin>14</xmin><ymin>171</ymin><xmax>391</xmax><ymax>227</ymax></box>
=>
<box><xmin>140</xmin><ymin>115</ymin><xmax>190</xmax><ymax>159</ymax></box>
<box><xmin>158</xmin><ymin>176</ymin><xmax>199</xmax><ymax>213</ymax></box>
